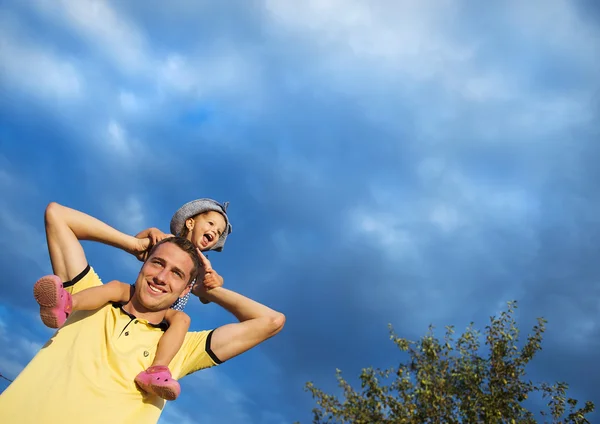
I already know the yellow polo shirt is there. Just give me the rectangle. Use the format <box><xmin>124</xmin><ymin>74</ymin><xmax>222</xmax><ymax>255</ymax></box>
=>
<box><xmin>0</xmin><ymin>266</ymin><xmax>220</xmax><ymax>424</ymax></box>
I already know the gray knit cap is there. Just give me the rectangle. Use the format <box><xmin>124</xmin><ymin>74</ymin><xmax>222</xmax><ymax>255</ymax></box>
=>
<box><xmin>170</xmin><ymin>198</ymin><xmax>232</xmax><ymax>252</ymax></box>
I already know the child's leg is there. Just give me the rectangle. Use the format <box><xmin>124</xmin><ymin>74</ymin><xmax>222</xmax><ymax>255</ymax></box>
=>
<box><xmin>134</xmin><ymin>310</ymin><xmax>190</xmax><ymax>401</ymax></box>
<box><xmin>71</xmin><ymin>280</ymin><xmax>132</xmax><ymax>310</ymax></box>
<box><xmin>152</xmin><ymin>310</ymin><xmax>191</xmax><ymax>367</ymax></box>
<box><xmin>34</xmin><ymin>276</ymin><xmax>131</xmax><ymax>328</ymax></box>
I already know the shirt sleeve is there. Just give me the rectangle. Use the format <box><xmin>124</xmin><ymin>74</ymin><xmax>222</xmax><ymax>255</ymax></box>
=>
<box><xmin>62</xmin><ymin>265</ymin><xmax>103</xmax><ymax>295</ymax></box>
<box><xmin>171</xmin><ymin>329</ymin><xmax>223</xmax><ymax>378</ymax></box>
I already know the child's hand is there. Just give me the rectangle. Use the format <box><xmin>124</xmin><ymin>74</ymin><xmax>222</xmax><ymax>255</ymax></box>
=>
<box><xmin>129</xmin><ymin>237</ymin><xmax>151</xmax><ymax>261</ymax></box>
<box><xmin>132</xmin><ymin>228</ymin><xmax>172</xmax><ymax>261</ymax></box>
<box><xmin>192</xmin><ymin>249</ymin><xmax>224</xmax><ymax>303</ymax></box>
<box><xmin>144</xmin><ymin>227</ymin><xmax>172</xmax><ymax>246</ymax></box>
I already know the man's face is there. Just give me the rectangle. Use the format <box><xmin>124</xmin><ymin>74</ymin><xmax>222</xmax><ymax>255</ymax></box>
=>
<box><xmin>187</xmin><ymin>211</ymin><xmax>227</xmax><ymax>251</ymax></box>
<box><xmin>134</xmin><ymin>242</ymin><xmax>195</xmax><ymax>312</ymax></box>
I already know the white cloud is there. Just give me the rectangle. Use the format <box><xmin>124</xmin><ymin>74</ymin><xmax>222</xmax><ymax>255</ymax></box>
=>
<box><xmin>263</xmin><ymin>0</ymin><xmax>597</xmax><ymax>143</ymax></box>
<box><xmin>508</xmin><ymin>0</ymin><xmax>600</xmax><ymax>65</ymax></box>
<box><xmin>429</xmin><ymin>204</ymin><xmax>461</xmax><ymax>233</ymax></box>
<box><xmin>4</xmin><ymin>0</ymin><xmax>266</xmax><ymax>134</ymax></box>
<box><xmin>0</xmin><ymin>205</ymin><xmax>49</xmax><ymax>270</ymax></box>
<box><xmin>0</xmin><ymin>316</ymin><xmax>43</xmax><ymax>380</ymax></box>
<box><xmin>355</xmin><ymin>212</ymin><xmax>412</xmax><ymax>249</ymax></box>
<box><xmin>106</xmin><ymin>120</ymin><xmax>132</xmax><ymax>155</ymax></box>
<box><xmin>30</xmin><ymin>0</ymin><xmax>149</xmax><ymax>75</ymax></box>
<box><xmin>159</xmin><ymin>51</ymin><xmax>258</xmax><ymax>97</ymax></box>
<box><xmin>265</xmin><ymin>0</ymin><xmax>468</xmax><ymax>80</ymax></box>
<box><xmin>181</xmin><ymin>368</ymin><xmax>254</xmax><ymax>423</ymax></box>
<box><xmin>0</xmin><ymin>356</ymin><xmax>22</xmax><ymax>382</ymax></box>
<box><xmin>102</xmin><ymin>194</ymin><xmax>148</xmax><ymax>276</ymax></box>
<box><xmin>97</xmin><ymin>119</ymin><xmax>147</xmax><ymax>162</ymax></box>
<box><xmin>0</xmin><ymin>20</ymin><xmax>83</xmax><ymax>101</ymax></box>
<box><xmin>0</xmin><ymin>165</ymin><xmax>29</xmax><ymax>193</ymax></box>
<box><xmin>461</xmin><ymin>73</ymin><xmax>514</xmax><ymax>103</ymax></box>
<box><xmin>417</xmin><ymin>157</ymin><xmax>447</xmax><ymax>182</ymax></box>
<box><xmin>0</xmin><ymin>171</ymin><xmax>13</xmax><ymax>192</ymax></box>
<box><xmin>348</xmin><ymin>160</ymin><xmax>540</xmax><ymax>259</ymax></box>
<box><xmin>118</xmin><ymin>90</ymin><xmax>142</xmax><ymax>113</ymax></box>
<box><xmin>27</xmin><ymin>0</ymin><xmax>263</xmax><ymax>101</ymax></box>
<box><xmin>159</xmin><ymin>404</ymin><xmax>199</xmax><ymax>424</ymax></box>
<box><xmin>113</xmin><ymin>196</ymin><xmax>146</xmax><ymax>235</ymax></box>
<box><xmin>164</xmin><ymin>357</ymin><xmax>289</xmax><ymax>423</ymax></box>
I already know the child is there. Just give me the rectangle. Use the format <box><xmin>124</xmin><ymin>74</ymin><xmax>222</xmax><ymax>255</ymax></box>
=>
<box><xmin>32</xmin><ymin>198</ymin><xmax>232</xmax><ymax>401</ymax></box>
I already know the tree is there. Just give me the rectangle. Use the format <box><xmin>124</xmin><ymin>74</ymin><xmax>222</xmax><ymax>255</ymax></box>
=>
<box><xmin>303</xmin><ymin>301</ymin><xmax>594</xmax><ymax>424</ymax></box>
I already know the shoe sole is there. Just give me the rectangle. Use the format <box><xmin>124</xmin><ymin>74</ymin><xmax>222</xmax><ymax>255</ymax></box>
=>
<box><xmin>33</xmin><ymin>275</ymin><xmax>62</xmax><ymax>307</ymax></box>
<box><xmin>151</xmin><ymin>384</ymin><xmax>179</xmax><ymax>401</ymax></box>
<box><xmin>33</xmin><ymin>276</ymin><xmax>63</xmax><ymax>328</ymax></box>
<box><xmin>135</xmin><ymin>379</ymin><xmax>180</xmax><ymax>401</ymax></box>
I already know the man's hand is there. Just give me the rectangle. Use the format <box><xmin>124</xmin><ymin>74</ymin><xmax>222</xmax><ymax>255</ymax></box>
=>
<box><xmin>133</xmin><ymin>227</ymin><xmax>172</xmax><ymax>261</ymax></box>
<box><xmin>192</xmin><ymin>249</ymin><xmax>224</xmax><ymax>304</ymax></box>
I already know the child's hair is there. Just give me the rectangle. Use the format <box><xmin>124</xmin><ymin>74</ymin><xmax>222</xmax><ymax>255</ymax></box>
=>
<box><xmin>177</xmin><ymin>218</ymin><xmax>193</xmax><ymax>238</ymax></box>
<box><xmin>147</xmin><ymin>237</ymin><xmax>202</xmax><ymax>284</ymax></box>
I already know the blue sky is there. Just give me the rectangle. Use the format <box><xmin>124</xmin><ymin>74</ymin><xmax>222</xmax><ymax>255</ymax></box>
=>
<box><xmin>0</xmin><ymin>0</ymin><xmax>599</xmax><ymax>422</ymax></box>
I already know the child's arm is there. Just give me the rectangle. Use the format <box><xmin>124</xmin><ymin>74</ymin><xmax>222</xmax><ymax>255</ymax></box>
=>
<box><xmin>71</xmin><ymin>280</ymin><xmax>133</xmax><ymax>311</ymax></box>
<box><xmin>151</xmin><ymin>310</ymin><xmax>191</xmax><ymax>368</ymax></box>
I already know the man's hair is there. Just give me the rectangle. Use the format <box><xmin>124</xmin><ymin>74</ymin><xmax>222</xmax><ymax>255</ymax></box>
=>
<box><xmin>146</xmin><ymin>236</ymin><xmax>202</xmax><ymax>284</ymax></box>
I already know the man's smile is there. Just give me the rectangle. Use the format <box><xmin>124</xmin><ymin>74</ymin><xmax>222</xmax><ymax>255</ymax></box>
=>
<box><xmin>146</xmin><ymin>281</ymin><xmax>167</xmax><ymax>295</ymax></box>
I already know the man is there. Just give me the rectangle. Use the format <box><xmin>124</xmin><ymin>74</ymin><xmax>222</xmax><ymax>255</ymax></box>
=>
<box><xmin>0</xmin><ymin>203</ymin><xmax>285</xmax><ymax>424</ymax></box>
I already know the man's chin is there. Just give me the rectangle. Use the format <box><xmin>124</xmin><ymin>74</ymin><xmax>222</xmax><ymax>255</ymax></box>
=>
<box><xmin>138</xmin><ymin>294</ymin><xmax>175</xmax><ymax>312</ymax></box>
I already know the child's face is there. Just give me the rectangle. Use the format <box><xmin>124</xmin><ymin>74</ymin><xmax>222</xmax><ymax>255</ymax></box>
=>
<box><xmin>186</xmin><ymin>211</ymin><xmax>226</xmax><ymax>251</ymax></box>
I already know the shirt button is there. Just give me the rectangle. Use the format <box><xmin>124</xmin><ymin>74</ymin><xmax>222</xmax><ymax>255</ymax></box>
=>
<box><xmin>134</xmin><ymin>320</ymin><xmax>138</xmax><ymax>324</ymax></box>
<box><xmin>125</xmin><ymin>331</ymin><xmax>130</xmax><ymax>336</ymax></box>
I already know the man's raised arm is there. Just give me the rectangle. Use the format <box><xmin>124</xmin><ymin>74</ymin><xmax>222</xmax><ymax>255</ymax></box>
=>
<box><xmin>192</xmin><ymin>252</ymin><xmax>285</xmax><ymax>362</ymax></box>
<box><xmin>45</xmin><ymin>202</ymin><xmax>148</xmax><ymax>281</ymax></box>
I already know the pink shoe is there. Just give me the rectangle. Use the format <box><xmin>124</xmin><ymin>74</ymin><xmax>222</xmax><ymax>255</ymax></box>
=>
<box><xmin>135</xmin><ymin>366</ymin><xmax>181</xmax><ymax>401</ymax></box>
<box><xmin>33</xmin><ymin>275</ymin><xmax>73</xmax><ymax>328</ymax></box>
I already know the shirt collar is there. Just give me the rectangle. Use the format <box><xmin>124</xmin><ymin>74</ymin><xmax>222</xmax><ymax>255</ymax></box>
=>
<box><xmin>111</xmin><ymin>302</ymin><xmax>170</xmax><ymax>331</ymax></box>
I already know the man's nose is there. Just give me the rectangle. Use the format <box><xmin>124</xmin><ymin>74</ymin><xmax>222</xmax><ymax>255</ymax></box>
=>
<box><xmin>154</xmin><ymin>268</ymin><xmax>169</xmax><ymax>284</ymax></box>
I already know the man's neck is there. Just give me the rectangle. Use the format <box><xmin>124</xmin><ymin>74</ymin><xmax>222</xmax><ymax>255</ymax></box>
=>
<box><xmin>121</xmin><ymin>301</ymin><xmax>167</xmax><ymax>325</ymax></box>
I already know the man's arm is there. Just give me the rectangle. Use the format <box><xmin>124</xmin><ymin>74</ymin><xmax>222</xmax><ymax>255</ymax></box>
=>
<box><xmin>192</xmin><ymin>252</ymin><xmax>285</xmax><ymax>363</ymax></box>
<box><xmin>197</xmin><ymin>287</ymin><xmax>286</xmax><ymax>362</ymax></box>
<box><xmin>45</xmin><ymin>202</ymin><xmax>148</xmax><ymax>281</ymax></box>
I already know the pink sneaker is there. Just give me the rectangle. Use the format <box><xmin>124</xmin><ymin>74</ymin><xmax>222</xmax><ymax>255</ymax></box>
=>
<box><xmin>33</xmin><ymin>275</ymin><xmax>73</xmax><ymax>328</ymax></box>
<box><xmin>135</xmin><ymin>366</ymin><xmax>181</xmax><ymax>401</ymax></box>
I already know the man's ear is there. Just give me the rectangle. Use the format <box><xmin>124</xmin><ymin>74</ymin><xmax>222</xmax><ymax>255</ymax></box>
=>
<box><xmin>180</xmin><ymin>282</ymin><xmax>193</xmax><ymax>298</ymax></box>
<box><xmin>185</xmin><ymin>217</ymin><xmax>195</xmax><ymax>231</ymax></box>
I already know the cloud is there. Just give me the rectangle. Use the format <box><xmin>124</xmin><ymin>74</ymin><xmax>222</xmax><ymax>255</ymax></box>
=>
<box><xmin>0</xmin><ymin>310</ymin><xmax>46</xmax><ymax>380</ymax></box>
<box><xmin>105</xmin><ymin>120</ymin><xmax>136</xmax><ymax>157</ymax></box>
<box><xmin>0</xmin><ymin>13</ymin><xmax>83</xmax><ymax>101</ymax></box>
<box><xmin>29</xmin><ymin>0</ymin><xmax>149</xmax><ymax>75</ymax></box>
<box><xmin>1</xmin><ymin>0</ymin><xmax>599</xmax><ymax>422</ymax></box>
<box><xmin>118</xmin><ymin>90</ymin><xmax>141</xmax><ymax>114</ymax></box>
<box><xmin>0</xmin><ymin>204</ymin><xmax>49</xmax><ymax>270</ymax></box>
<box><xmin>25</xmin><ymin>0</ymin><xmax>265</xmax><ymax>108</ymax></box>
<box><xmin>264</xmin><ymin>0</ymin><xmax>470</xmax><ymax>79</ymax></box>
<box><xmin>158</xmin><ymin>404</ymin><xmax>198</xmax><ymax>424</ymax></box>
<box><xmin>111</xmin><ymin>196</ymin><xmax>147</xmax><ymax>236</ymax></box>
